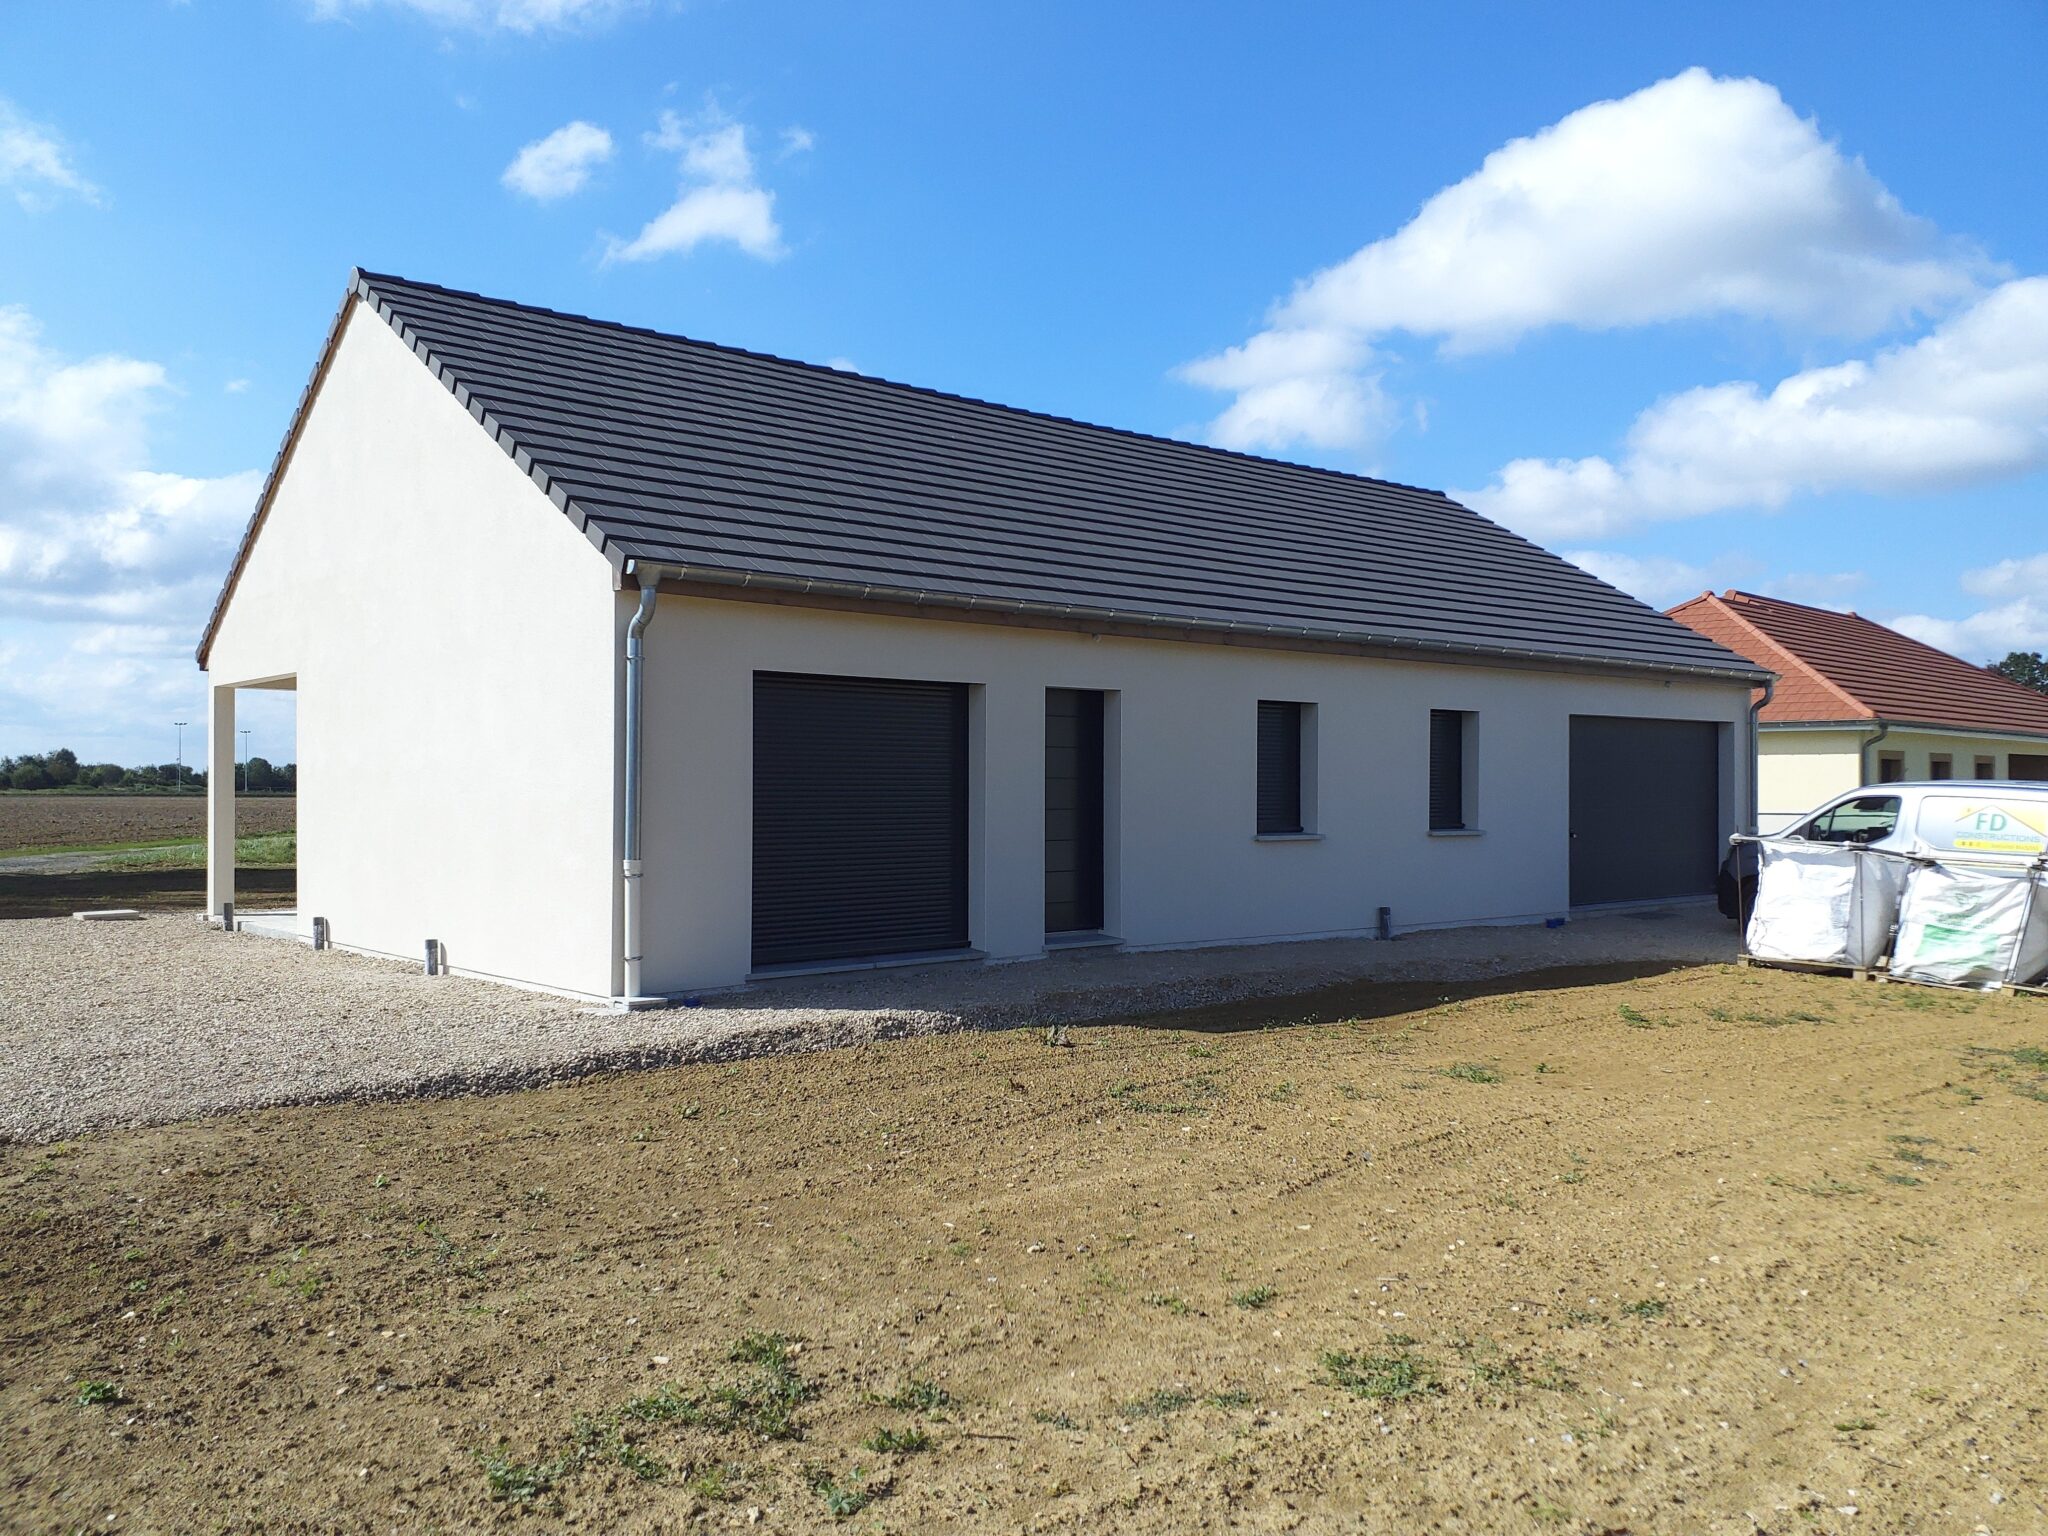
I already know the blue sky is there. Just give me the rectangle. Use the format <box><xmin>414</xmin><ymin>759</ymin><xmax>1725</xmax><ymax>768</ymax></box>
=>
<box><xmin>2</xmin><ymin>0</ymin><xmax>2045</xmax><ymax>765</ymax></box>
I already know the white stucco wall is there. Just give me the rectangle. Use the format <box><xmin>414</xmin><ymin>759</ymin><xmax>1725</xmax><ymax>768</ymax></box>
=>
<box><xmin>204</xmin><ymin>301</ymin><xmax>622</xmax><ymax>997</ymax></box>
<box><xmin>1761</xmin><ymin>727</ymin><xmax>2048</xmax><ymax>829</ymax></box>
<box><xmin>636</xmin><ymin>596</ymin><xmax>1753</xmax><ymax>995</ymax></box>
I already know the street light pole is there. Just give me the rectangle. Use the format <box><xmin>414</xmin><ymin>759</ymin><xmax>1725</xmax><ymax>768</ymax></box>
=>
<box><xmin>174</xmin><ymin>720</ymin><xmax>188</xmax><ymax>793</ymax></box>
<box><xmin>240</xmin><ymin>729</ymin><xmax>251</xmax><ymax>794</ymax></box>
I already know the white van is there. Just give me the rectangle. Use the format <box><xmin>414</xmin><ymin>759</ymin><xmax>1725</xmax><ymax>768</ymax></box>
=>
<box><xmin>1718</xmin><ymin>781</ymin><xmax>2048</xmax><ymax>916</ymax></box>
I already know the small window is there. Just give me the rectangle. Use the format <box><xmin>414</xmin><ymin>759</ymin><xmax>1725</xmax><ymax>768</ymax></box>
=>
<box><xmin>1256</xmin><ymin>701</ymin><xmax>1305</xmax><ymax>834</ymax></box>
<box><xmin>1803</xmin><ymin>795</ymin><xmax>1901</xmax><ymax>846</ymax></box>
<box><xmin>1429</xmin><ymin>710</ymin><xmax>1473</xmax><ymax>830</ymax></box>
<box><xmin>1929</xmin><ymin>754</ymin><xmax>1953</xmax><ymax>781</ymax></box>
<box><xmin>1877</xmin><ymin>752</ymin><xmax>1905</xmax><ymax>783</ymax></box>
<box><xmin>1975</xmin><ymin>756</ymin><xmax>1997</xmax><ymax>780</ymax></box>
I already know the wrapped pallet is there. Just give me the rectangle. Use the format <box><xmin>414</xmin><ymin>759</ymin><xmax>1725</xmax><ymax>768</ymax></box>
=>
<box><xmin>1890</xmin><ymin>860</ymin><xmax>2048</xmax><ymax>989</ymax></box>
<box><xmin>1743</xmin><ymin>841</ymin><xmax>1909</xmax><ymax>969</ymax></box>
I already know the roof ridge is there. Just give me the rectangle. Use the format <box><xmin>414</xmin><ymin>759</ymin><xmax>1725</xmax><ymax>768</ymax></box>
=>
<box><xmin>352</xmin><ymin>269</ymin><xmax>1457</xmax><ymax>503</ymax></box>
<box><xmin>1693</xmin><ymin>593</ymin><xmax>1873</xmax><ymax>718</ymax></box>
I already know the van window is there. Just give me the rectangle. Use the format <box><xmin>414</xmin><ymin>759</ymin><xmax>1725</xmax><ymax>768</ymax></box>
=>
<box><xmin>1803</xmin><ymin>795</ymin><xmax>1901</xmax><ymax>845</ymax></box>
<box><xmin>1914</xmin><ymin>795</ymin><xmax>2048</xmax><ymax>856</ymax></box>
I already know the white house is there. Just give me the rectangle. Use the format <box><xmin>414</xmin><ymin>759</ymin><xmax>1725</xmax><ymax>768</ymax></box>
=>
<box><xmin>1668</xmin><ymin>590</ymin><xmax>2048</xmax><ymax>831</ymax></box>
<box><xmin>197</xmin><ymin>272</ymin><xmax>1765</xmax><ymax>1004</ymax></box>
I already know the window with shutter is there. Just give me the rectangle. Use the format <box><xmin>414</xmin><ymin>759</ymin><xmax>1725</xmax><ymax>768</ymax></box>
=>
<box><xmin>1429</xmin><ymin>710</ymin><xmax>1466</xmax><ymax>831</ymax></box>
<box><xmin>1256</xmin><ymin>701</ymin><xmax>1303</xmax><ymax>834</ymax></box>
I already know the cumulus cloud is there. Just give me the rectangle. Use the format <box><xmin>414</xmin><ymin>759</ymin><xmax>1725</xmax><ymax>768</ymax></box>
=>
<box><xmin>310</xmin><ymin>0</ymin><xmax>639</xmax><ymax>32</ymax></box>
<box><xmin>0</xmin><ymin>305</ymin><xmax>263</xmax><ymax>754</ymax></box>
<box><xmin>0</xmin><ymin>96</ymin><xmax>101</xmax><ymax>210</ymax></box>
<box><xmin>609</xmin><ymin>106</ymin><xmax>784</xmax><ymax>263</ymax></box>
<box><xmin>502</xmin><ymin>120</ymin><xmax>613</xmax><ymax>200</ymax></box>
<box><xmin>1183</xmin><ymin>68</ymin><xmax>1991</xmax><ymax>452</ymax></box>
<box><xmin>1889</xmin><ymin>601</ymin><xmax>2048</xmax><ymax>663</ymax></box>
<box><xmin>1563</xmin><ymin>550</ymin><xmax>1740</xmax><ymax>611</ymax></box>
<box><xmin>779</xmin><ymin>125</ymin><xmax>815</xmax><ymax>158</ymax></box>
<box><xmin>1457</xmin><ymin>275</ymin><xmax>2048</xmax><ymax>540</ymax></box>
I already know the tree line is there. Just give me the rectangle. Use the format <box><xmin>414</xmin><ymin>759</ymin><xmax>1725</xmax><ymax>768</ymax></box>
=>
<box><xmin>1992</xmin><ymin>652</ymin><xmax>2048</xmax><ymax>694</ymax></box>
<box><xmin>1</xmin><ymin>748</ymin><xmax>297</xmax><ymax>793</ymax></box>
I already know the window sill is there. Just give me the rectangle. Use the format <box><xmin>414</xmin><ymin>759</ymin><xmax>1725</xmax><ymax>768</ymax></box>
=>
<box><xmin>1253</xmin><ymin>831</ymin><xmax>1324</xmax><ymax>842</ymax></box>
<box><xmin>1428</xmin><ymin>827</ymin><xmax>1485</xmax><ymax>838</ymax></box>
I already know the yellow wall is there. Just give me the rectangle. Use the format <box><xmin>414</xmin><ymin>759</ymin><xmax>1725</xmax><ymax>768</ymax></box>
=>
<box><xmin>1760</xmin><ymin>727</ymin><xmax>2048</xmax><ymax>829</ymax></box>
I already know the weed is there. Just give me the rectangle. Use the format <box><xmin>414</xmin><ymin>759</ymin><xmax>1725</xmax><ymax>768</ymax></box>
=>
<box><xmin>947</xmin><ymin>1240</ymin><xmax>973</xmax><ymax>1258</ymax></box>
<box><xmin>709</xmin><ymin>1335</ymin><xmax>815</xmax><ymax>1441</ymax></box>
<box><xmin>1188</xmin><ymin>1043</ymin><xmax>1216</xmax><ymax>1059</ymax></box>
<box><xmin>619</xmin><ymin>1384</ymin><xmax>703</xmax><ymax>1425</ymax></box>
<box><xmin>1088</xmin><ymin>1264</ymin><xmax>1125</xmax><ymax>1293</ymax></box>
<box><xmin>1231</xmin><ymin>1284</ymin><xmax>1278</xmax><ymax>1310</ymax></box>
<box><xmin>685</xmin><ymin>1462</ymin><xmax>745</xmax><ymax>1501</ymax></box>
<box><xmin>1441</xmin><ymin>1062</ymin><xmax>1502</xmax><ymax>1084</ymax></box>
<box><xmin>1559</xmin><ymin>1170</ymin><xmax>1587</xmax><ymax>1186</ymax></box>
<box><xmin>1532</xmin><ymin>1358</ymin><xmax>1577</xmax><ymax>1393</ymax></box>
<box><xmin>613</xmin><ymin>1440</ymin><xmax>668</xmax><ymax>1481</ymax></box>
<box><xmin>1264</xmin><ymin>1081</ymin><xmax>1298</xmax><ymax>1103</ymax></box>
<box><xmin>1321</xmin><ymin>1346</ymin><xmax>1437</xmax><ymax>1401</ymax></box>
<box><xmin>1535</xmin><ymin>1062</ymin><xmax>1557</xmax><ymax>1074</ymax></box>
<box><xmin>806</xmin><ymin>1465</ymin><xmax>873</xmax><ymax>1520</ymax></box>
<box><xmin>1337</xmin><ymin>1082</ymin><xmax>1364</xmax><ymax>1100</ymax></box>
<box><xmin>862</xmin><ymin>1425</ymin><xmax>931</xmax><ymax>1454</ymax></box>
<box><xmin>1618</xmin><ymin>1005</ymin><xmax>1656</xmax><ymax>1029</ymax></box>
<box><xmin>74</xmin><ymin>1380</ymin><xmax>121</xmax><ymax>1407</ymax></box>
<box><xmin>475</xmin><ymin>1446</ymin><xmax>571</xmax><ymax>1505</ymax></box>
<box><xmin>871</xmin><ymin>1377</ymin><xmax>953</xmax><ymax>1416</ymax></box>
<box><xmin>1118</xmin><ymin>1387</ymin><xmax>1196</xmax><ymax>1418</ymax></box>
<box><xmin>1622</xmin><ymin>1298</ymin><xmax>1668</xmax><ymax>1320</ymax></box>
<box><xmin>1143</xmin><ymin>1291</ymin><xmax>1189</xmax><ymax>1315</ymax></box>
<box><xmin>1564</xmin><ymin>1307</ymin><xmax>1605</xmax><ymax>1326</ymax></box>
<box><xmin>1031</xmin><ymin>1408</ymin><xmax>1078</xmax><ymax>1429</ymax></box>
<box><xmin>1834</xmin><ymin>1417</ymin><xmax>1877</xmax><ymax>1433</ymax></box>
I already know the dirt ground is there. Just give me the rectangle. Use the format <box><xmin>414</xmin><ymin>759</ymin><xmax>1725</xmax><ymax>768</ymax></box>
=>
<box><xmin>0</xmin><ymin>794</ymin><xmax>294</xmax><ymax>856</ymax></box>
<box><xmin>2</xmin><ymin>962</ymin><xmax>2044</xmax><ymax>1535</ymax></box>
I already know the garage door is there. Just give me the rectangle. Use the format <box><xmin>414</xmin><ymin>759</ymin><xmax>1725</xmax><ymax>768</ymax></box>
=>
<box><xmin>1569</xmin><ymin>716</ymin><xmax>1720</xmax><ymax>907</ymax></box>
<box><xmin>2010</xmin><ymin>754</ymin><xmax>2048</xmax><ymax>781</ymax></box>
<box><xmin>753</xmin><ymin>673</ymin><xmax>969</xmax><ymax>968</ymax></box>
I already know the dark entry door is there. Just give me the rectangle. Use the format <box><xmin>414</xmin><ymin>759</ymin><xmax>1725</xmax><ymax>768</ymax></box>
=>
<box><xmin>752</xmin><ymin>673</ymin><xmax>969</xmax><ymax>968</ymax></box>
<box><xmin>2010</xmin><ymin>754</ymin><xmax>2048</xmax><ymax>781</ymax></box>
<box><xmin>1044</xmin><ymin>688</ymin><xmax>1105</xmax><ymax>934</ymax></box>
<box><xmin>1568</xmin><ymin>715</ymin><xmax>1720</xmax><ymax>906</ymax></box>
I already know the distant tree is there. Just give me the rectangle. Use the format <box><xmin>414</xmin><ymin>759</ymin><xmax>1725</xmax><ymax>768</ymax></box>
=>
<box><xmin>245</xmin><ymin>756</ymin><xmax>275</xmax><ymax>792</ymax></box>
<box><xmin>46</xmin><ymin>747</ymin><xmax>79</xmax><ymax>787</ymax></box>
<box><xmin>8</xmin><ymin>757</ymin><xmax>52</xmax><ymax>791</ymax></box>
<box><xmin>87</xmin><ymin>764</ymin><xmax>124</xmax><ymax>788</ymax></box>
<box><xmin>1992</xmin><ymin>651</ymin><xmax>2048</xmax><ymax>695</ymax></box>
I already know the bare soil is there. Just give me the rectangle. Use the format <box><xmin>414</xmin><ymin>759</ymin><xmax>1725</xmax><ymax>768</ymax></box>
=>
<box><xmin>0</xmin><ymin>794</ymin><xmax>294</xmax><ymax>857</ymax></box>
<box><xmin>3</xmin><ymin>963</ymin><xmax>2044</xmax><ymax>1535</ymax></box>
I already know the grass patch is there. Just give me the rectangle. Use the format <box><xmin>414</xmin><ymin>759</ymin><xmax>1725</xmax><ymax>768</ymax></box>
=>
<box><xmin>100</xmin><ymin>832</ymin><xmax>295</xmax><ymax>870</ymax></box>
<box><xmin>74</xmin><ymin>1380</ymin><xmax>121</xmax><ymax>1407</ymax></box>
<box><xmin>1321</xmin><ymin>1345</ymin><xmax>1437</xmax><ymax>1401</ymax></box>
<box><xmin>806</xmin><ymin>1465</ymin><xmax>874</xmax><ymax>1520</ymax></box>
<box><xmin>861</xmin><ymin>1425</ymin><xmax>930</xmax><ymax>1454</ymax></box>
<box><xmin>870</xmin><ymin>1376</ymin><xmax>953</xmax><ymax>1416</ymax></box>
<box><xmin>1117</xmin><ymin>1387</ymin><xmax>1196</xmax><ymax>1418</ymax></box>
<box><xmin>475</xmin><ymin>1447</ymin><xmax>573</xmax><ymax>1505</ymax></box>
<box><xmin>1231</xmin><ymin>1284</ymin><xmax>1278</xmax><ymax>1310</ymax></box>
<box><xmin>1440</xmin><ymin>1062</ymin><xmax>1502</xmax><ymax>1084</ymax></box>
<box><xmin>1621</xmin><ymin>1298</ymin><xmax>1668</xmax><ymax>1320</ymax></box>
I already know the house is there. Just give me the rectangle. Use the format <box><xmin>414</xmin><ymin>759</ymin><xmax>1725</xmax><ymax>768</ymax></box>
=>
<box><xmin>1667</xmin><ymin>590</ymin><xmax>2048</xmax><ymax>831</ymax></box>
<box><xmin>196</xmin><ymin>272</ymin><xmax>1766</xmax><ymax>1003</ymax></box>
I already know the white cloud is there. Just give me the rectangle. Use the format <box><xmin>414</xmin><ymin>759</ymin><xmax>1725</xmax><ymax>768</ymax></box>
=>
<box><xmin>0</xmin><ymin>304</ymin><xmax>262</xmax><ymax>756</ymax></box>
<box><xmin>1961</xmin><ymin>553</ymin><xmax>2048</xmax><ymax>601</ymax></box>
<box><xmin>0</xmin><ymin>96</ymin><xmax>101</xmax><ymax>210</ymax></box>
<box><xmin>779</xmin><ymin>125</ymin><xmax>815</xmax><ymax>158</ymax></box>
<box><xmin>1890</xmin><ymin>601</ymin><xmax>2048</xmax><ymax>663</ymax></box>
<box><xmin>224</xmin><ymin>377</ymin><xmax>250</xmax><ymax>394</ymax></box>
<box><xmin>1563</xmin><ymin>550</ymin><xmax>1736</xmax><ymax>611</ymax></box>
<box><xmin>609</xmin><ymin>107</ymin><xmax>786</xmax><ymax>263</ymax></box>
<box><xmin>1182</xmin><ymin>68</ymin><xmax>1991</xmax><ymax>452</ymax></box>
<box><xmin>824</xmin><ymin>356</ymin><xmax>860</xmax><ymax>373</ymax></box>
<box><xmin>1459</xmin><ymin>276</ymin><xmax>2048</xmax><ymax>540</ymax></box>
<box><xmin>502</xmin><ymin>119</ymin><xmax>613</xmax><ymax>200</ymax></box>
<box><xmin>310</xmin><ymin>0</ymin><xmax>639</xmax><ymax>32</ymax></box>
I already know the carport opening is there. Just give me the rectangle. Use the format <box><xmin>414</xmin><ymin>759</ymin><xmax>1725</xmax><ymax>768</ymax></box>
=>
<box><xmin>206</xmin><ymin>675</ymin><xmax>297</xmax><ymax>927</ymax></box>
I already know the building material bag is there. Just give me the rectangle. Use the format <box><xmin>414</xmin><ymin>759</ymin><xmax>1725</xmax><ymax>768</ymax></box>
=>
<box><xmin>1743</xmin><ymin>842</ymin><xmax>1907</xmax><ymax>969</ymax></box>
<box><xmin>1890</xmin><ymin>861</ymin><xmax>2048</xmax><ymax>989</ymax></box>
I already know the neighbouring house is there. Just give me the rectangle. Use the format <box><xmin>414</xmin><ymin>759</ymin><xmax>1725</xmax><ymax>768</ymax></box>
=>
<box><xmin>197</xmin><ymin>272</ymin><xmax>1765</xmax><ymax>1003</ymax></box>
<box><xmin>1668</xmin><ymin>590</ymin><xmax>2048</xmax><ymax>831</ymax></box>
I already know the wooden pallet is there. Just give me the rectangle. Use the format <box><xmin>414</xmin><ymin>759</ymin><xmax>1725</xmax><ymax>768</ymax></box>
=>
<box><xmin>1737</xmin><ymin>953</ymin><xmax>1885</xmax><ymax>982</ymax></box>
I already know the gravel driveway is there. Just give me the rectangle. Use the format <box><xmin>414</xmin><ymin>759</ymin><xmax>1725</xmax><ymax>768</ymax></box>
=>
<box><xmin>0</xmin><ymin>907</ymin><xmax>1734</xmax><ymax>1141</ymax></box>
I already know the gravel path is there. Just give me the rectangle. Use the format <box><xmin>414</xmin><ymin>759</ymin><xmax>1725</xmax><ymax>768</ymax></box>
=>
<box><xmin>0</xmin><ymin>907</ymin><xmax>1734</xmax><ymax>1142</ymax></box>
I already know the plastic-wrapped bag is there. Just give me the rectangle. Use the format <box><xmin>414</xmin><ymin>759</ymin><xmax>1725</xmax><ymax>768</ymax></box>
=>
<box><xmin>1891</xmin><ymin>862</ymin><xmax>2048</xmax><ymax>989</ymax></box>
<box><xmin>1744</xmin><ymin>842</ymin><xmax>1909</xmax><ymax>968</ymax></box>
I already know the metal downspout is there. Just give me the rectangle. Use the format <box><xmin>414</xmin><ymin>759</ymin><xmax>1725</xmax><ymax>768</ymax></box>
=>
<box><xmin>1747</xmin><ymin>677</ymin><xmax>1775</xmax><ymax>833</ymax></box>
<box><xmin>1859</xmin><ymin>720</ymin><xmax>1892</xmax><ymax>787</ymax></box>
<box><xmin>622</xmin><ymin>571</ymin><xmax>660</xmax><ymax>1003</ymax></box>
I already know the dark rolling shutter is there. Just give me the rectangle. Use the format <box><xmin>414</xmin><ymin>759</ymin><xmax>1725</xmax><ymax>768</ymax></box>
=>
<box><xmin>1429</xmin><ymin>711</ymin><xmax>1465</xmax><ymax>830</ymax></box>
<box><xmin>1257</xmin><ymin>701</ymin><xmax>1303</xmax><ymax>834</ymax></box>
<box><xmin>1044</xmin><ymin>688</ymin><xmax>1106</xmax><ymax>934</ymax></box>
<box><xmin>753</xmin><ymin>673</ymin><xmax>969</xmax><ymax>968</ymax></box>
<box><xmin>1568</xmin><ymin>715</ymin><xmax>1719</xmax><ymax>906</ymax></box>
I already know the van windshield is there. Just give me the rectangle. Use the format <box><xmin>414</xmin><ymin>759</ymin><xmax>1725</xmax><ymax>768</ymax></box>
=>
<box><xmin>1914</xmin><ymin>795</ymin><xmax>2048</xmax><ymax>856</ymax></box>
<box><xmin>1802</xmin><ymin>796</ymin><xmax>1900</xmax><ymax>845</ymax></box>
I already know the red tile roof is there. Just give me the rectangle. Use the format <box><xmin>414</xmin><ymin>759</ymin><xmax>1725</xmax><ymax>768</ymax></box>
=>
<box><xmin>1666</xmin><ymin>590</ymin><xmax>2048</xmax><ymax>737</ymax></box>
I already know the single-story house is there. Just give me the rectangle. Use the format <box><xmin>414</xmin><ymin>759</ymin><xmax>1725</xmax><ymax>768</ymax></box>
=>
<box><xmin>1667</xmin><ymin>589</ymin><xmax>2048</xmax><ymax>831</ymax></box>
<box><xmin>197</xmin><ymin>272</ymin><xmax>1765</xmax><ymax>1004</ymax></box>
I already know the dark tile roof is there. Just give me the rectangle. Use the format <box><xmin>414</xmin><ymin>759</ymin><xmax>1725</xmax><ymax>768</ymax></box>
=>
<box><xmin>1667</xmin><ymin>590</ymin><xmax>2048</xmax><ymax>737</ymax></box>
<box><xmin>200</xmin><ymin>271</ymin><xmax>1765</xmax><ymax>680</ymax></box>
